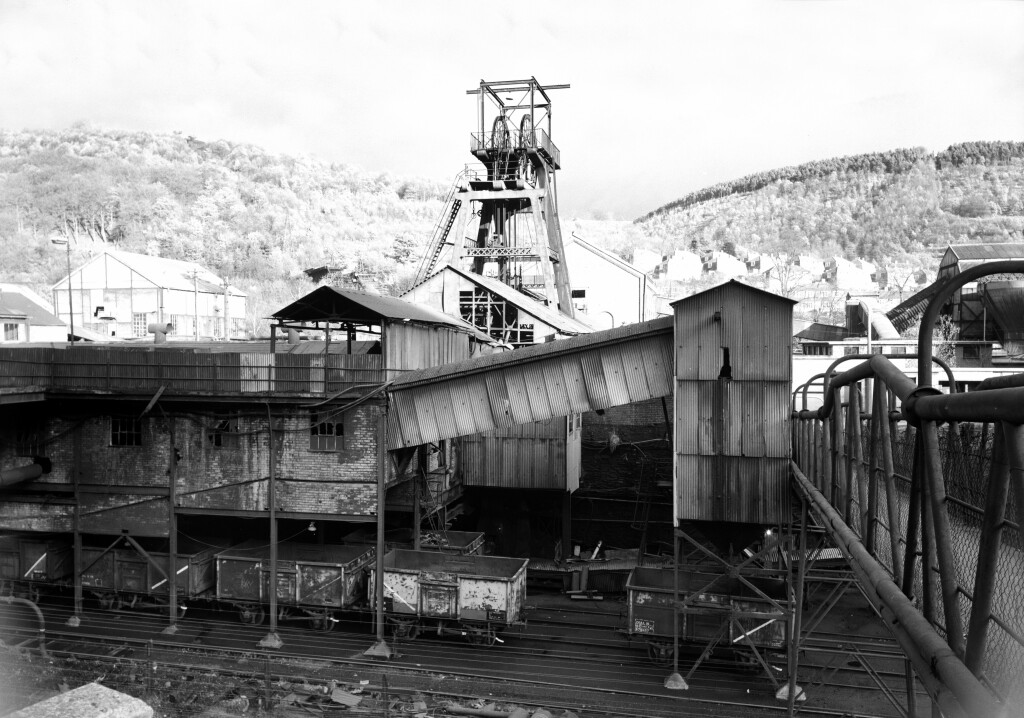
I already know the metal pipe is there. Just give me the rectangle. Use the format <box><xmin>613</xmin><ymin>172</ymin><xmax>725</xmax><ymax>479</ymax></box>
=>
<box><xmin>921</xmin><ymin>420</ymin><xmax>967</xmax><ymax>658</ymax></box>
<box><xmin>0</xmin><ymin>595</ymin><xmax>48</xmax><ymax>658</ymax></box>
<box><xmin>790</xmin><ymin>462</ymin><xmax>1002</xmax><ymax>718</ymax></box>
<box><xmin>917</xmin><ymin>260</ymin><xmax>1024</xmax><ymax>388</ymax></box>
<box><xmin>964</xmin><ymin>423</ymin><xmax>1010</xmax><ymax>672</ymax></box>
<box><xmin>0</xmin><ymin>463</ymin><xmax>44</xmax><ymax>488</ymax></box>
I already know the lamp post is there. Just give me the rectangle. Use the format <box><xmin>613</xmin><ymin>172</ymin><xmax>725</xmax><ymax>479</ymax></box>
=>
<box><xmin>51</xmin><ymin>238</ymin><xmax>73</xmax><ymax>343</ymax></box>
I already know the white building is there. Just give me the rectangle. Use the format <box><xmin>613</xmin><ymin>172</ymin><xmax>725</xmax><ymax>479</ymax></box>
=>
<box><xmin>657</xmin><ymin>250</ymin><xmax>703</xmax><ymax>282</ymax></box>
<box><xmin>564</xmin><ymin>236</ymin><xmax>658</xmax><ymax>329</ymax></box>
<box><xmin>0</xmin><ymin>284</ymin><xmax>67</xmax><ymax>343</ymax></box>
<box><xmin>52</xmin><ymin>249</ymin><xmax>247</xmax><ymax>340</ymax></box>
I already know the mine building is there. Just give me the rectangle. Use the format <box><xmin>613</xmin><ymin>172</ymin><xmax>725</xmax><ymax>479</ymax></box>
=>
<box><xmin>51</xmin><ymin>249</ymin><xmax>248</xmax><ymax>340</ymax></box>
<box><xmin>0</xmin><ymin>286</ymin><xmax>492</xmax><ymax>630</ymax></box>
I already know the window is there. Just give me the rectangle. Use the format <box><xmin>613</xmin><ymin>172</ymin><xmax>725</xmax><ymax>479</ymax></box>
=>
<box><xmin>801</xmin><ymin>343</ymin><xmax>831</xmax><ymax>356</ymax></box>
<box><xmin>3</xmin><ymin>323</ymin><xmax>18</xmax><ymax>341</ymax></box>
<box><xmin>889</xmin><ymin>346</ymin><xmax>907</xmax><ymax>355</ymax></box>
<box><xmin>132</xmin><ymin>313</ymin><xmax>148</xmax><ymax>338</ymax></box>
<box><xmin>843</xmin><ymin>346</ymin><xmax>859</xmax><ymax>356</ymax></box>
<box><xmin>111</xmin><ymin>417</ymin><xmax>142</xmax><ymax>447</ymax></box>
<box><xmin>571</xmin><ymin>289</ymin><xmax>586</xmax><ymax>299</ymax></box>
<box><xmin>310</xmin><ymin>413</ymin><xmax>343</xmax><ymax>451</ymax></box>
<box><xmin>207</xmin><ymin>417</ymin><xmax>239</xmax><ymax>448</ymax></box>
<box><xmin>962</xmin><ymin>345</ymin><xmax>981</xmax><ymax>361</ymax></box>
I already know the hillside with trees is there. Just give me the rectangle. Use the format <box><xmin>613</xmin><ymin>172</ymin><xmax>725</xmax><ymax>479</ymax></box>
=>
<box><xmin>0</xmin><ymin>125</ymin><xmax>449</xmax><ymax>334</ymax></box>
<box><xmin>1</xmin><ymin>127</ymin><xmax>1023</xmax><ymax>335</ymax></box>
<box><xmin>635</xmin><ymin>142</ymin><xmax>1024</xmax><ymax>265</ymax></box>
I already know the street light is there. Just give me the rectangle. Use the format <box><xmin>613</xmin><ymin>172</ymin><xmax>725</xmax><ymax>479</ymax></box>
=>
<box><xmin>50</xmin><ymin>238</ymin><xmax>73</xmax><ymax>343</ymax></box>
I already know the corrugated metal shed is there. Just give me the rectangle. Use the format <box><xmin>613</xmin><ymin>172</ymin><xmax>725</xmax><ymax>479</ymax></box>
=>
<box><xmin>272</xmin><ymin>286</ymin><xmax>492</xmax><ymax>342</ymax></box>
<box><xmin>673</xmin><ymin>281</ymin><xmax>795</xmax><ymax>525</ymax></box>
<box><xmin>387</xmin><ymin>316</ymin><xmax>673</xmax><ymax>448</ymax></box>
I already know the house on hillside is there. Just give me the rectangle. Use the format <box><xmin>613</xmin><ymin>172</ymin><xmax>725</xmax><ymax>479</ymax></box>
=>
<box><xmin>702</xmin><ymin>251</ymin><xmax>747</xmax><ymax>278</ymax></box>
<box><xmin>563</xmin><ymin>236</ymin><xmax>658</xmax><ymax>329</ymax></box>
<box><xmin>401</xmin><ymin>264</ymin><xmax>592</xmax><ymax>347</ymax></box>
<box><xmin>0</xmin><ymin>285</ymin><xmax>67</xmax><ymax>343</ymax></box>
<box><xmin>655</xmin><ymin>250</ymin><xmax>703</xmax><ymax>282</ymax></box>
<box><xmin>52</xmin><ymin>250</ymin><xmax>247</xmax><ymax>340</ymax></box>
<box><xmin>824</xmin><ymin>256</ymin><xmax>875</xmax><ymax>291</ymax></box>
<box><xmin>302</xmin><ymin>263</ymin><xmax>379</xmax><ymax>294</ymax></box>
<box><xmin>631</xmin><ymin>248</ymin><xmax>661</xmax><ymax>275</ymax></box>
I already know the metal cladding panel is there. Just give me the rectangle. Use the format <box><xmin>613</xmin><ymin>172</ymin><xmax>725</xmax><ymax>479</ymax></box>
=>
<box><xmin>617</xmin><ymin>340</ymin><xmax>649</xmax><ymax>400</ymax></box>
<box><xmin>521</xmin><ymin>362</ymin><xmax>554</xmax><ymax>421</ymax></box>
<box><xmin>673</xmin><ymin>282</ymin><xmax>793</xmax><ymax>382</ymax></box>
<box><xmin>579</xmin><ymin>351</ymin><xmax>612</xmax><ymax>408</ymax></box>
<box><xmin>675</xmin><ymin>456</ymin><xmax>790</xmax><ymax>524</ymax></box>
<box><xmin>558</xmin><ymin>357</ymin><xmax>593</xmax><ymax>414</ymax></box>
<box><xmin>484</xmin><ymin>371</ymin><xmax>512</xmax><ymax>429</ymax></box>
<box><xmin>460</xmin><ymin>420</ymin><xmax>567</xmax><ymax>489</ymax></box>
<box><xmin>447</xmin><ymin>379</ymin><xmax>481</xmax><ymax>439</ymax></box>
<box><xmin>598</xmin><ymin>347</ymin><xmax>632</xmax><ymax>406</ymax></box>
<box><xmin>386</xmin><ymin>327</ymin><xmax>674</xmax><ymax>448</ymax></box>
<box><xmin>539</xmin><ymin>359</ymin><xmax>574</xmax><ymax>417</ymax></box>
<box><xmin>429</xmin><ymin>387</ymin><xmax>459</xmax><ymax>450</ymax></box>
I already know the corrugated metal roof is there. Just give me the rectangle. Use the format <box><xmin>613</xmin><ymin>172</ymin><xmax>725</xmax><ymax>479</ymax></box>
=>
<box><xmin>795</xmin><ymin>323</ymin><xmax>852</xmax><ymax>342</ymax></box>
<box><xmin>669</xmin><ymin>279</ymin><xmax>799</xmax><ymax>308</ymax></box>
<box><xmin>271</xmin><ymin>286</ymin><xmax>493</xmax><ymax>342</ymax></box>
<box><xmin>405</xmin><ymin>264</ymin><xmax>593</xmax><ymax>336</ymax></box>
<box><xmin>390</xmin><ymin>316</ymin><xmax>671</xmax><ymax>390</ymax></box>
<box><xmin>387</xmin><ymin>317</ymin><xmax>673</xmax><ymax>448</ymax></box>
<box><xmin>949</xmin><ymin>243</ymin><xmax>1024</xmax><ymax>261</ymax></box>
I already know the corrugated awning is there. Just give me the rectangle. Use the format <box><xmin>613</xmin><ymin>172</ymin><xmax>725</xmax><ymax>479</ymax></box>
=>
<box><xmin>386</xmin><ymin>316</ymin><xmax>674</xmax><ymax>448</ymax></box>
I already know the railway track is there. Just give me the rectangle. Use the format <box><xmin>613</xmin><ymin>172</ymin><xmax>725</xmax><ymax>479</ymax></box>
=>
<box><xmin>0</xmin><ymin>595</ymin><xmax>919</xmax><ymax>717</ymax></box>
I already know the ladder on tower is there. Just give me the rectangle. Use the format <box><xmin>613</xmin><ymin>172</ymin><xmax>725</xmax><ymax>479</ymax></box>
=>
<box><xmin>414</xmin><ymin>172</ymin><xmax>468</xmax><ymax>285</ymax></box>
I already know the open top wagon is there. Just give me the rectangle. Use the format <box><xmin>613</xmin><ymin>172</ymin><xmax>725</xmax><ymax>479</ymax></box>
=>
<box><xmin>626</xmin><ymin>566</ymin><xmax>789</xmax><ymax>666</ymax></box>
<box><xmin>370</xmin><ymin>549</ymin><xmax>528</xmax><ymax>645</ymax></box>
<box><xmin>216</xmin><ymin>539</ymin><xmax>374</xmax><ymax>630</ymax></box>
<box><xmin>0</xmin><ymin>533</ymin><xmax>72</xmax><ymax>601</ymax></box>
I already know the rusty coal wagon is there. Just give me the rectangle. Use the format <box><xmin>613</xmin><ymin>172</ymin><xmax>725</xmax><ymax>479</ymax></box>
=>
<box><xmin>215</xmin><ymin>540</ymin><xmax>374</xmax><ymax>630</ymax></box>
<box><xmin>0</xmin><ymin>533</ymin><xmax>73</xmax><ymax>601</ymax></box>
<box><xmin>625</xmin><ymin>566</ymin><xmax>789</xmax><ymax>665</ymax></box>
<box><xmin>369</xmin><ymin>549</ymin><xmax>528</xmax><ymax>645</ymax></box>
<box><xmin>81</xmin><ymin>537</ymin><xmax>218</xmax><ymax>611</ymax></box>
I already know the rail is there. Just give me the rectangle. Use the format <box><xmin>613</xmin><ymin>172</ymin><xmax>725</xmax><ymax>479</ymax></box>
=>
<box><xmin>0</xmin><ymin>346</ymin><xmax>385</xmax><ymax>397</ymax></box>
<box><xmin>791</xmin><ymin>261</ymin><xmax>1024</xmax><ymax>718</ymax></box>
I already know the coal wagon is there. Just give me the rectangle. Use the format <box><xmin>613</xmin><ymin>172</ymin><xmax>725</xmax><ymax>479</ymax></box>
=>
<box><xmin>216</xmin><ymin>540</ymin><xmax>374</xmax><ymax>630</ymax></box>
<box><xmin>81</xmin><ymin>538</ymin><xmax>218</xmax><ymax>611</ymax></box>
<box><xmin>626</xmin><ymin>566</ymin><xmax>788</xmax><ymax>665</ymax></box>
<box><xmin>0</xmin><ymin>533</ymin><xmax>72</xmax><ymax>601</ymax></box>
<box><xmin>370</xmin><ymin>549</ymin><xmax>528</xmax><ymax>645</ymax></box>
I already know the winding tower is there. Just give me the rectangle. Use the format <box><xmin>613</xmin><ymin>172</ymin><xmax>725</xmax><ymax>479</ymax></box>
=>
<box><xmin>415</xmin><ymin>78</ymin><xmax>574</xmax><ymax>317</ymax></box>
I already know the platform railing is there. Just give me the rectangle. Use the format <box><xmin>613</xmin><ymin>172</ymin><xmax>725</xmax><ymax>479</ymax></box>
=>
<box><xmin>0</xmin><ymin>346</ymin><xmax>385</xmax><ymax>397</ymax></box>
<box><xmin>792</xmin><ymin>261</ymin><xmax>1024</xmax><ymax>718</ymax></box>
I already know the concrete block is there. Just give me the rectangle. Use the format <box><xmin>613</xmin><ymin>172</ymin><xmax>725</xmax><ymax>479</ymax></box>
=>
<box><xmin>8</xmin><ymin>682</ymin><xmax>153</xmax><ymax>718</ymax></box>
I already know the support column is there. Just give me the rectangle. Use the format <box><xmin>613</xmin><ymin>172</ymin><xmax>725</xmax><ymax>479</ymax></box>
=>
<box><xmin>68</xmin><ymin>427</ymin><xmax>82</xmax><ymax>627</ymax></box>
<box><xmin>162</xmin><ymin>417</ymin><xmax>179</xmax><ymax>634</ymax></box>
<box><xmin>366</xmin><ymin>412</ymin><xmax>393</xmax><ymax>658</ymax></box>
<box><xmin>260</xmin><ymin>405</ymin><xmax>282</xmax><ymax>649</ymax></box>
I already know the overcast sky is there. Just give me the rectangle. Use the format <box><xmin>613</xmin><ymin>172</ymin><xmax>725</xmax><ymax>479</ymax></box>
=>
<box><xmin>1</xmin><ymin>0</ymin><xmax>1022</xmax><ymax>219</ymax></box>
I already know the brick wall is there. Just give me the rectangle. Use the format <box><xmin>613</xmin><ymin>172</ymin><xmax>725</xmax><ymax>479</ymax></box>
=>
<box><xmin>0</xmin><ymin>400</ymin><xmax>388</xmax><ymax>534</ymax></box>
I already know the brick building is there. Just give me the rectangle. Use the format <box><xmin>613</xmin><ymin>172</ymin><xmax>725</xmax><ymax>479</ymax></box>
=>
<box><xmin>0</xmin><ymin>287</ymin><xmax>492</xmax><ymax>622</ymax></box>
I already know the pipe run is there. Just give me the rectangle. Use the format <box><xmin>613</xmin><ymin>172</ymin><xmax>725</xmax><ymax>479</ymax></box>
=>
<box><xmin>0</xmin><ymin>595</ymin><xmax>48</xmax><ymax>658</ymax></box>
<box><xmin>790</xmin><ymin>461</ymin><xmax>1000</xmax><ymax>718</ymax></box>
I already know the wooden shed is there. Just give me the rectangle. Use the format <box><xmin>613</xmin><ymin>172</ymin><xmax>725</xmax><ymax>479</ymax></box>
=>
<box><xmin>672</xmin><ymin>281</ymin><xmax>795</xmax><ymax>525</ymax></box>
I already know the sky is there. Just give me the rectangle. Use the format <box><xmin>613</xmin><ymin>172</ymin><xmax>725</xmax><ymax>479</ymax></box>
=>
<box><xmin>1</xmin><ymin>0</ymin><xmax>1023</xmax><ymax>219</ymax></box>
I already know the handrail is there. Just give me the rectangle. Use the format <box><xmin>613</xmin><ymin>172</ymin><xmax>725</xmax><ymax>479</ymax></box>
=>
<box><xmin>791</xmin><ymin>462</ymin><xmax>1001</xmax><ymax>718</ymax></box>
